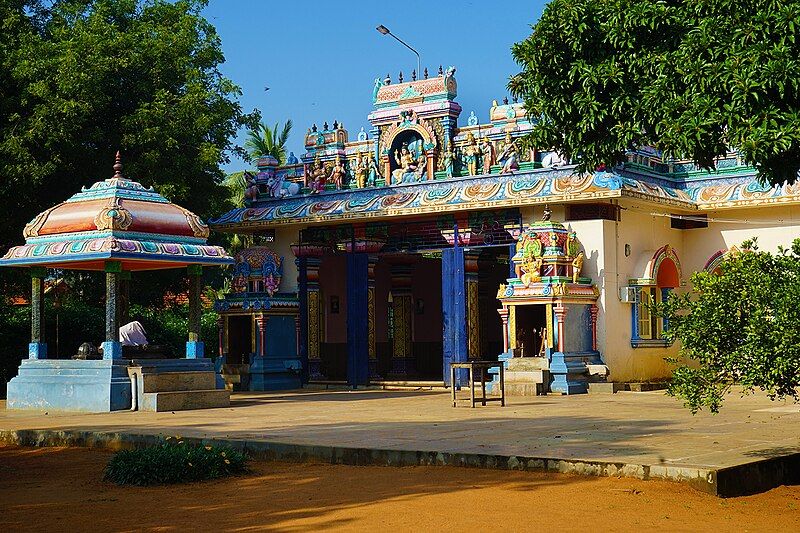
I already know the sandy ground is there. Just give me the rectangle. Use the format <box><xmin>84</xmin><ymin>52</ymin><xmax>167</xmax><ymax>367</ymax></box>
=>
<box><xmin>0</xmin><ymin>446</ymin><xmax>798</xmax><ymax>532</ymax></box>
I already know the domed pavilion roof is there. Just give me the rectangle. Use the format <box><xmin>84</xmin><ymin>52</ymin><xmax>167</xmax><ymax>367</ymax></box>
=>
<box><xmin>0</xmin><ymin>153</ymin><xmax>233</xmax><ymax>271</ymax></box>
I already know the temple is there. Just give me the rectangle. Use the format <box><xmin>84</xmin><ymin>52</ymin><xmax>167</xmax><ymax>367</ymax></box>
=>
<box><xmin>211</xmin><ymin>67</ymin><xmax>800</xmax><ymax>393</ymax></box>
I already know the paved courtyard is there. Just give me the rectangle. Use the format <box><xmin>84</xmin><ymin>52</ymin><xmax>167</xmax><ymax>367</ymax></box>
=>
<box><xmin>1</xmin><ymin>389</ymin><xmax>799</xmax><ymax>495</ymax></box>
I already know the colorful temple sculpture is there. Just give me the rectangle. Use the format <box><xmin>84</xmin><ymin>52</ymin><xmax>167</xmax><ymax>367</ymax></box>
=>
<box><xmin>214</xmin><ymin>246</ymin><xmax>301</xmax><ymax>390</ymax></box>
<box><xmin>212</xmin><ymin>66</ymin><xmax>800</xmax><ymax>394</ymax></box>
<box><xmin>0</xmin><ymin>155</ymin><xmax>233</xmax><ymax>411</ymax></box>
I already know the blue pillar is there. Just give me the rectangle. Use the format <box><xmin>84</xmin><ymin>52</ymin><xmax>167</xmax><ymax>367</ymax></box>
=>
<box><xmin>346</xmin><ymin>253</ymin><xmax>370</xmax><ymax>387</ymax></box>
<box><xmin>442</xmin><ymin>243</ymin><xmax>467</xmax><ymax>386</ymax></box>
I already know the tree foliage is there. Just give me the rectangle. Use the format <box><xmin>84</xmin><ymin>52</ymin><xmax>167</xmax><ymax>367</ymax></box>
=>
<box><xmin>0</xmin><ymin>0</ymin><xmax>258</xmax><ymax>257</ymax></box>
<box><xmin>245</xmin><ymin>120</ymin><xmax>292</xmax><ymax>164</ymax></box>
<box><xmin>509</xmin><ymin>0</ymin><xmax>800</xmax><ymax>185</ymax></box>
<box><xmin>658</xmin><ymin>239</ymin><xmax>800</xmax><ymax>412</ymax></box>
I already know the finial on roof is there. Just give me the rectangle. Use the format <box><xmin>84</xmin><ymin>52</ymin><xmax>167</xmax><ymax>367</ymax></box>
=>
<box><xmin>503</xmin><ymin>96</ymin><xmax>509</xmax><ymax>105</ymax></box>
<box><xmin>113</xmin><ymin>151</ymin><xmax>124</xmax><ymax>179</ymax></box>
<box><xmin>438</xmin><ymin>65</ymin><xmax>443</xmax><ymax>76</ymax></box>
<box><xmin>333</xmin><ymin>120</ymin><xmax>339</xmax><ymax>129</ymax></box>
<box><xmin>411</xmin><ymin>69</ymin><xmax>416</xmax><ymax>81</ymax></box>
<box><xmin>323</xmin><ymin>121</ymin><xmax>329</xmax><ymax>130</ymax></box>
<box><xmin>398</xmin><ymin>70</ymin><xmax>403</xmax><ymax>83</ymax></box>
<box><xmin>312</xmin><ymin>123</ymin><xmax>317</xmax><ymax>132</ymax></box>
<box><xmin>542</xmin><ymin>204</ymin><xmax>552</xmax><ymax>221</ymax></box>
<box><xmin>423</xmin><ymin>67</ymin><xmax>429</xmax><ymax>79</ymax></box>
<box><xmin>385</xmin><ymin>73</ymin><xmax>391</xmax><ymax>85</ymax></box>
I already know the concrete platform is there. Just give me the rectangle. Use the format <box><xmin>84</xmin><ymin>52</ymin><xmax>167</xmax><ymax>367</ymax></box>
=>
<box><xmin>1</xmin><ymin>389</ymin><xmax>798</xmax><ymax>497</ymax></box>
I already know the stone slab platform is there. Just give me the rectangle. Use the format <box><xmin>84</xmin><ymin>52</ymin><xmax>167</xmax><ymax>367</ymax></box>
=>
<box><xmin>1</xmin><ymin>389</ymin><xmax>798</xmax><ymax>497</ymax></box>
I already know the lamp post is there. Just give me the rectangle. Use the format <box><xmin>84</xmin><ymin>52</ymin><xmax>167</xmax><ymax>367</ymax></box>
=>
<box><xmin>376</xmin><ymin>25</ymin><xmax>421</xmax><ymax>79</ymax></box>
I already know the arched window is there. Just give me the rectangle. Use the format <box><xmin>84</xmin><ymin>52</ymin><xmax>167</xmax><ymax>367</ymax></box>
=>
<box><xmin>630</xmin><ymin>245</ymin><xmax>682</xmax><ymax>346</ymax></box>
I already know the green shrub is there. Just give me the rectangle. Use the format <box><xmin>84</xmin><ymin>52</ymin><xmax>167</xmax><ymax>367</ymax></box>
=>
<box><xmin>104</xmin><ymin>438</ymin><xmax>247</xmax><ymax>486</ymax></box>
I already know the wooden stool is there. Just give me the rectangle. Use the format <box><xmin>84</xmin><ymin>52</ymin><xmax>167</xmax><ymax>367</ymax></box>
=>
<box><xmin>450</xmin><ymin>361</ymin><xmax>505</xmax><ymax>407</ymax></box>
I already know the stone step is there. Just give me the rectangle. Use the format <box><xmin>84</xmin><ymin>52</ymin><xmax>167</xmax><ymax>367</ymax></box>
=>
<box><xmin>139</xmin><ymin>371</ymin><xmax>217</xmax><ymax>393</ymax></box>
<box><xmin>505</xmin><ymin>357</ymin><xmax>549</xmax><ymax>372</ymax></box>
<box><xmin>503</xmin><ymin>382</ymin><xmax>545</xmax><ymax>397</ymax></box>
<box><xmin>503</xmin><ymin>370</ymin><xmax>548</xmax><ymax>384</ymax></box>
<box><xmin>140</xmin><ymin>389</ymin><xmax>230</xmax><ymax>412</ymax></box>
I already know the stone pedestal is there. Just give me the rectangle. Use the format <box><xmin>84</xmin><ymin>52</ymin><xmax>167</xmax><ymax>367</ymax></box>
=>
<box><xmin>7</xmin><ymin>359</ymin><xmax>132</xmax><ymax>412</ymax></box>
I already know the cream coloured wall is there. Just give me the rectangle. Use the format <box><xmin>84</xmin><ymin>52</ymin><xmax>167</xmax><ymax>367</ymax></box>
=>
<box><xmin>683</xmin><ymin>205</ymin><xmax>800</xmax><ymax>274</ymax></box>
<box><xmin>272</xmin><ymin>226</ymin><xmax>305</xmax><ymax>293</ymax></box>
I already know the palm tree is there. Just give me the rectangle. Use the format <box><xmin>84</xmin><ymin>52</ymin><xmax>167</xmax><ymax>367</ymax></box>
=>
<box><xmin>245</xmin><ymin>119</ymin><xmax>293</xmax><ymax>164</ymax></box>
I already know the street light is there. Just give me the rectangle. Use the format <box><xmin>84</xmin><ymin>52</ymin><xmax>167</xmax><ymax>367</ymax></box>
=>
<box><xmin>375</xmin><ymin>25</ymin><xmax>421</xmax><ymax>79</ymax></box>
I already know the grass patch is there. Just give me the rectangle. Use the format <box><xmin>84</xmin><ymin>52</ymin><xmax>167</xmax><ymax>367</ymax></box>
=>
<box><xmin>104</xmin><ymin>437</ymin><xmax>247</xmax><ymax>486</ymax></box>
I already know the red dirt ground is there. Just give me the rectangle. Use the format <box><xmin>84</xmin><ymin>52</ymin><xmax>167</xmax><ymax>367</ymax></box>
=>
<box><xmin>0</xmin><ymin>446</ymin><xmax>798</xmax><ymax>532</ymax></box>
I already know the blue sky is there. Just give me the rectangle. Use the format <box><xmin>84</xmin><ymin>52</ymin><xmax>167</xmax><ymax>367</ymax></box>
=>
<box><xmin>203</xmin><ymin>1</ymin><xmax>548</xmax><ymax>173</ymax></box>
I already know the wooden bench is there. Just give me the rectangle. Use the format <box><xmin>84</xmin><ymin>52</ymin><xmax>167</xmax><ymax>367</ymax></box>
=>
<box><xmin>450</xmin><ymin>361</ymin><xmax>505</xmax><ymax>408</ymax></box>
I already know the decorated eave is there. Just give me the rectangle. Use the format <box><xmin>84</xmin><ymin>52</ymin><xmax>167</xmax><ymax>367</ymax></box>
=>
<box><xmin>209</xmin><ymin>167</ymin><xmax>695</xmax><ymax>231</ymax></box>
<box><xmin>0</xmin><ymin>154</ymin><xmax>233</xmax><ymax>271</ymax></box>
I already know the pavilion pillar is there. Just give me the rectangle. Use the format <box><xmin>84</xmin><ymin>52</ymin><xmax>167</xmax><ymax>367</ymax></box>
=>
<box><xmin>465</xmin><ymin>252</ymin><xmax>481</xmax><ymax>360</ymax></box>
<box><xmin>497</xmin><ymin>308</ymin><xmax>510</xmax><ymax>353</ymax></box>
<box><xmin>118</xmin><ymin>271</ymin><xmax>131</xmax><ymax>326</ymax></box>
<box><xmin>389</xmin><ymin>262</ymin><xmax>414</xmax><ymax>377</ymax></box>
<box><xmin>217</xmin><ymin>316</ymin><xmax>225</xmax><ymax>358</ymax></box>
<box><xmin>186</xmin><ymin>264</ymin><xmax>204</xmax><ymax>358</ymax></box>
<box><xmin>554</xmin><ymin>305</ymin><xmax>568</xmax><ymax>353</ymax></box>
<box><xmin>29</xmin><ymin>267</ymin><xmax>47</xmax><ymax>359</ymax></box>
<box><xmin>255</xmin><ymin>315</ymin><xmax>268</xmax><ymax>357</ymax></box>
<box><xmin>590</xmin><ymin>304</ymin><xmax>599</xmax><ymax>351</ymax></box>
<box><xmin>103</xmin><ymin>261</ymin><xmax>122</xmax><ymax>360</ymax></box>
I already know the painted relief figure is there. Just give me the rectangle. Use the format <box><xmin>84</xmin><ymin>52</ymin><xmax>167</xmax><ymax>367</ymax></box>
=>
<box><xmin>499</xmin><ymin>137</ymin><xmax>520</xmax><ymax>174</ymax></box>
<box><xmin>463</xmin><ymin>133</ymin><xmax>479</xmax><ymax>175</ymax></box>
<box><xmin>392</xmin><ymin>145</ymin><xmax>420</xmax><ymax>184</ymax></box>
<box><xmin>443</xmin><ymin>146</ymin><xmax>454</xmax><ymax>178</ymax></box>
<box><xmin>354</xmin><ymin>153</ymin><xmax>368</xmax><ymax>188</ymax></box>
<box><xmin>481</xmin><ymin>137</ymin><xmax>495</xmax><ymax>174</ymax></box>
<box><xmin>309</xmin><ymin>159</ymin><xmax>326</xmax><ymax>193</ymax></box>
<box><xmin>367</xmin><ymin>154</ymin><xmax>381</xmax><ymax>185</ymax></box>
<box><xmin>329</xmin><ymin>156</ymin><xmax>346</xmax><ymax>189</ymax></box>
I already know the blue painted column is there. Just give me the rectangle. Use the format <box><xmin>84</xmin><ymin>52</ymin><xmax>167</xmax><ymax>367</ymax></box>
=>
<box><xmin>442</xmin><ymin>244</ymin><xmax>467</xmax><ymax>386</ymax></box>
<box><xmin>346</xmin><ymin>252</ymin><xmax>369</xmax><ymax>387</ymax></box>
<box><xmin>103</xmin><ymin>261</ymin><xmax>123</xmax><ymax>359</ymax></box>
<box><xmin>29</xmin><ymin>267</ymin><xmax>47</xmax><ymax>359</ymax></box>
<box><xmin>186</xmin><ymin>264</ymin><xmax>204</xmax><ymax>358</ymax></box>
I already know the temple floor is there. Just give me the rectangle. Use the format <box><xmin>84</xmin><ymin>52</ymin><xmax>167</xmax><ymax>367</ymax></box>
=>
<box><xmin>1</xmin><ymin>389</ymin><xmax>798</xmax><ymax>496</ymax></box>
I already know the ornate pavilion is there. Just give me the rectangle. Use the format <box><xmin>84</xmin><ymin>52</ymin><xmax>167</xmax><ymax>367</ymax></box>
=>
<box><xmin>1</xmin><ymin>155</ymin><xmax>233</xmax><ymax>411</ymax></box>
<box><xmin>210</xmin><ymin>67</ymin><xmax>800</xmax><ymax>394</ymax></box>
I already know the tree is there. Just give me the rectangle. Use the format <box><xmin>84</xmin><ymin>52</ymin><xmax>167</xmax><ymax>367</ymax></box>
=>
<box><xmin>245</xmin><ymin>120</ymin><xmax>292</xmax><ymax>164</ymax></box>
<box><xmin>509</xmin><ymin>0</ymin><xmax>800</xmax><ymax>186</ymax></box>
<box><xmin>0</xmin><ymin>0</ymin><xmax>258</xmax><ymax>262</ymax></box>
<box><xmin>658</xmin><ymin>239</ymin><xmax>800</xmax><ymax>413</ymax></box>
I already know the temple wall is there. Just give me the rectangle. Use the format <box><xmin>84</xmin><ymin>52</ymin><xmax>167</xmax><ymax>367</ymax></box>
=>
<box><xmin>319</xmin><ymin>255</ymin><xmax>347</xmax><ymax>343</ymax></box>
<box><xmin>683</xmin><ymin>205</ymin><xmax>800</xmax><ymax>273</ymax></box>
<box><xmin>412</xmin><ymin>259</ymin><xmax>443</xmax><ymax>343</ymax></box>
<box><xmin>274</xmin><ymin>226</ymin><xmax>304</xmax><ymax>293</ymax></box>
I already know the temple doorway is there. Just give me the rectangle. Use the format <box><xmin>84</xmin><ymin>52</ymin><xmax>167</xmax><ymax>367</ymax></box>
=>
<box><xmin>514</xmin><ymin>305</ymin><xmax>548</xmax><ymax>357</ymax></box>
<box><xmin>227</xmin><ymin>315</ymin><xmax>253</xmax><ymax>365</ymax></box>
